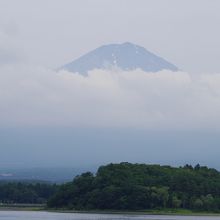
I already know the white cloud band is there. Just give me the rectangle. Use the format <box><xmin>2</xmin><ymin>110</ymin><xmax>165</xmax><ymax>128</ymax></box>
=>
<box><xmin>0</xmin><ymin>65</ymin><xmax>220</xmax><ymax>129</ymax></box>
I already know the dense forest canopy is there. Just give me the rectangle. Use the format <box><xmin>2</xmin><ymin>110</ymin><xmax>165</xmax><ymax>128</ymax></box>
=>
<box><xmin>48</xmin><ymin>163</ymin><xmax>220</xmax><ymax>211</ymax></box>
<box><xmin>0</xmin><ymin>182</ymin><xmax>57</xmax><ymax>204</ymax></box>
<box><xmin>1</xmin><ymin>163</ymin><xmax>220</xmax><ymax>212</ymax></box>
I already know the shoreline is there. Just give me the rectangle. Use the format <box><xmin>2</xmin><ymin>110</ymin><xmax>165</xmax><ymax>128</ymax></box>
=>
<box><xmin>47</xmin><ymin>209</ymin><xmax>220</xmax><ymax>216</ymax></box>
<box><xmin>1</xmin><ymin>206</ymin><xmax>220</xmax><ymax>216</ymax></box>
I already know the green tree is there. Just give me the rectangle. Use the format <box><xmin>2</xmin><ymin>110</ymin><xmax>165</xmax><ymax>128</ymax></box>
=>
<box><xmin>172</xmin><ymin>195</ymin><xmax>182</xmax><ymax>208</ymax></box>
<box><xmin>193</xmin><ymin>198</ymin><xmax>203</xmax><ymax>210</ymax></box>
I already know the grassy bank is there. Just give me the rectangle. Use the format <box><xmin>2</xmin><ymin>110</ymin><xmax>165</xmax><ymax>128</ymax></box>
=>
<box><xmin>0</xmin><ymin>203</ymin><xmax>45</xmax><ymax>211</ymax></box>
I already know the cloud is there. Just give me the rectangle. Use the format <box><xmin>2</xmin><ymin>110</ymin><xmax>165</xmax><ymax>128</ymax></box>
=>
<box><xmin>0</xmin><ymin>22</ymin><xmax>21</xmax><ymax>65</ymax></box>
<box><xmin>0</xmin><ymin>65</ymin><xmax>220</xmax><ymax>130</ymax></box>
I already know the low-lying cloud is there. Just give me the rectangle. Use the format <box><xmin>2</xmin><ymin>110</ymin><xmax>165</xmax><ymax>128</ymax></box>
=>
<box><xmin>0</xmin><ymin>64</ymin><xmax>220</xmax><ymax>130</ymax></box>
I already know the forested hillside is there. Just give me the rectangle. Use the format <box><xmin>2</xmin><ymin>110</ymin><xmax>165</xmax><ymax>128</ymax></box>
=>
<box><xmin>48</xmin><ymin>163</ymin><xmax>220</xmax><ymax>211</ymax></box>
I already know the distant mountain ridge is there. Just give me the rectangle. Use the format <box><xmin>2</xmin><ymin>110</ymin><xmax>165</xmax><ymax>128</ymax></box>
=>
<box><xmin>0</xmin><ymin>167</ymin><xmax>97</xmax><ymax>183</ymax></box>
<box><xmin>60</xmin><ymin>42</ymin><xmax>178</xmax><ymax>75</ymax></box>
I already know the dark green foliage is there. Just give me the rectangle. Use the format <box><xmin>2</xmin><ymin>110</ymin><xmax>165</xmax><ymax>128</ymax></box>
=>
<box><xmin>0</xmin><ymin>182</ymin><xmax>58</xmax><ymax>204</ymax></box>
<box><xmin>47</xmin><ymin>163</ymin><xmax>220</xmax><ymax>211</ymax></box>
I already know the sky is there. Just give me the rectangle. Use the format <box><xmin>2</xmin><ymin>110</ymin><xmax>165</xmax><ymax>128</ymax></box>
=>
<box><xmin>0</xmin><ymin>0</ymin><xmax>220</xmax><ymax>73</ymax></box>
<box><xmin>0</xmin><ymin>0</ymin><xmax>220</xmax><ymax>169</ymax></box>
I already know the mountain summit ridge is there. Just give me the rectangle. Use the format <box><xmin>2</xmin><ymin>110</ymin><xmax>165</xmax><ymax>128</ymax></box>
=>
<box><xmin>60</xmin><ymin>42</ymin><xmax>178</xmax><ymax>74</ymax></box>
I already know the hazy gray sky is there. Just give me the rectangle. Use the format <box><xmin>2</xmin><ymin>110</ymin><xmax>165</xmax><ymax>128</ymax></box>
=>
<box><xmin>1</xmin><ymin>0</ymin><xmax>220</xmax><ymax>169</ymax></box>
<box><xmin>0</xmin><ymin>0</ymin><xmax>220</xmax><ymax>73</ymax></box>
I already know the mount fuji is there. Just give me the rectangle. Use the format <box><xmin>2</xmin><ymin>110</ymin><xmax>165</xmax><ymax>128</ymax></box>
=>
<box><xmin>60</xmin><ymin>42</ymin><xmax>178</xmax><ymax>75</ymax></box>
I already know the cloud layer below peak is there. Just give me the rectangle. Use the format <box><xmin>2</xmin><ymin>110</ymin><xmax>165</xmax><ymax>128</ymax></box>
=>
<box><xmin>0</xmin><ymin>65</ymin><xmax>220</xmax><ymax>130</ymax></box>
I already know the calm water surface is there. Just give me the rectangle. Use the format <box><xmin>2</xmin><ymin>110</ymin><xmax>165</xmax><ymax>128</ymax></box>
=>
<box><xmin>0</xmin><ymin>211</ymin><xmax>220</xmax><ymax>220</ymax></box>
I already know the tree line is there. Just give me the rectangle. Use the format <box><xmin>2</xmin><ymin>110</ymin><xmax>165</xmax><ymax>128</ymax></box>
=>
<box><xmin>47</xmin><ymin>163</ymin><xmax>220</xmax><ymax>211</ymax></box>
<box><xmin>2</xmin><ymin>163</ymin><xmax>220</xmax><ymax>211</ymax></box>
<box><xmin>0</xmin><ymin>182</ymin><xmax>57</xmax><ymax>204</ymax></box>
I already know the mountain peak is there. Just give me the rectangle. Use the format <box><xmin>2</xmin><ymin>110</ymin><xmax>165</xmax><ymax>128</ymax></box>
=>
<box><xmin>60</xmin><ymin>42</ymin><xmax>178</xmax><ymax>74</ymax></box>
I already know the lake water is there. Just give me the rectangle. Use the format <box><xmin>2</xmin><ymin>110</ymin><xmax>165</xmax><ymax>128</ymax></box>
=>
<box><xmin>0</xmin><ymin>211</ymin><xmax>220</xmax><ymax>220</ymax></box>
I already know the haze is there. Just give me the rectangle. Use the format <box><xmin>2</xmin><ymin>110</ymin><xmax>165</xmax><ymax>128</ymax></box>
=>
<box><xmin>0</xmin><ymin>0</ymin><xmax>220</xmax><ymax>169</ymax></box>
